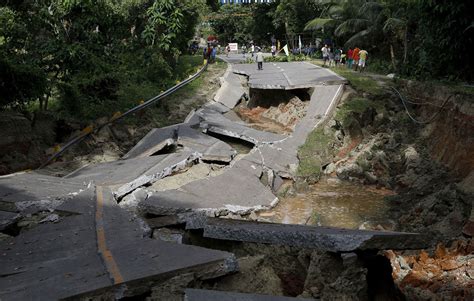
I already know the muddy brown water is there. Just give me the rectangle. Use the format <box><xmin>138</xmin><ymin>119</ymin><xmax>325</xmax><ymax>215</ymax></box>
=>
<box><xmin>259</xmin><ymin>179</ymin><xmax>395</xmax><ymax>229</ymax></box>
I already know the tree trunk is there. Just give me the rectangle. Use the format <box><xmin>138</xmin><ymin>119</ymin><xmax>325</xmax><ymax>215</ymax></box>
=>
<box><xmin>285</xmin><ymin>20</ymin><xmax>292</xmax><ymax>49</ymax></box>
<box><xmin>44</xmin><ymin>93</ymin><xmax>50</xmax><ymax>111</ymax></box>
<box><xmin>403</xmin><ymin>28</ymin><xmax>408</xmax><ymax>64</ymax></box>
<box><xmin>390</xmin><ymin>44</ymin><xmax>397</xmax><ymax>71</ymax></box>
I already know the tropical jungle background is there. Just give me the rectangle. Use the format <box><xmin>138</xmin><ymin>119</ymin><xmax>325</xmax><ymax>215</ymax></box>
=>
<box><xmin>1</xmin><ymin>0</ymin><xmax>472</xmax><ymax>121</ymax></box>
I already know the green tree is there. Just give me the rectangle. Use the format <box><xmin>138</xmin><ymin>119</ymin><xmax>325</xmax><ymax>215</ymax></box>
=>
<box><xmin>209</xmin><ymin>4</ymin><xmax>254</xmax><ymax>45</ymax></box>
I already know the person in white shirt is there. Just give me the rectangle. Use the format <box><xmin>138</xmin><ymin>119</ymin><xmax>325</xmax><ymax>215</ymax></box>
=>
<box><xmin>256</xmin><ymin>48</ymin><xmax>264</xmax><ymax>70</ymax></box>
<box><xmin>321</xmin><ymin>44</ymin><xmax>329</xmax><ymax>66</ymax></box>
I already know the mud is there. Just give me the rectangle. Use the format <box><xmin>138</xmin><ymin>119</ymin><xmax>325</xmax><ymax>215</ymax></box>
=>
<box><xmin>260</xmin><ymin>178</ymin><xmax>395</xmax><ymax>230</ymax></box>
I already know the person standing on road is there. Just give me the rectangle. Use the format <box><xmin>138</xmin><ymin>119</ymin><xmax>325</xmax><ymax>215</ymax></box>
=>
<box><xmin>211</xmin><ymin>46</ymin><xmax>217</xmax><ymax>63</ymax></box>
<box><xmin>321</xmin><ymin>44</ymin><xmax>329</xmax><ymax>67</ymax></box>
<box><xmin>347</xmin><ymin>48</ymin><xmax>353</xmax><ymax>69</ymax></box>
<box><xmin>251</xmin><ymin>44</ymin><xmax>255</xmax><ymax>57</ymax></box>
<box><xmin>334</xmin><ymin>47</ymin><xmax>342</xmax><ymax>67</ymax></box>
<box><xmin>271</xmin><ymin>45</ymin><xmax>276</xmax><ymax>57</ymax></box>
<box><xmin>358</xmin><ymin>49</ymin><xmax>368</xmax><ymax>72</ymax></box>
<box><xmin>256</xmin><ymin>48</ymin><xmax>264</xmax><ymax>70</ymax></box>
<box><xmin>226</xmin><ymin>45</ymin><xmax>230</xmax><ymax>57</ymax></box>
<box><xmin>328</xmin><ymin>47</ymin><xmax>335</xmax><ymax>67</ymax></box>
<box><xmin>352</xmin><ymin>47</ymin><xmax>360</xmax><ymax>71</ymax></box>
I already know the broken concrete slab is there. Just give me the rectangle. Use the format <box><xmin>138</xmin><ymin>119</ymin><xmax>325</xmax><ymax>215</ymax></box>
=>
<box><xmin>203</xmin><ymin>101</ymin><xmax>232</xmax><ymax>114</ymax></box>
<box><xmin>214</xmin><ymin>68</ymin><xmax>247</xmax><ymax>110</ymax></box>
<box><xmin>240</xmin><ymin>145</ymin><xmax>299</xmax><ymax>179</ymax></box>
<box><xmin>0</xmin><ymin>186</ymin><xmax>238</xmax><ymax>300</ymax></box>
<box><xmin>192</xmin><ymin>218</ymin><xmax>430</xmax><ymax>252</ymax></box>
<box><xmin>123</xmin><ymin>124</ymin><xmax>236</xmax><ymax>163</ymax></box>
<box><xmin>196</xmin><ymin>108</ymin><xmax>287</xmax><ymax>145</ymax></box>
<box><xmin>184</xmin><ymin>109</ymin><xmax>203</xmax><ymax>126</ymax></box>
<box><xmin>139</xmin><ymin>161</ymin><xmax>278</xmax><ymax>217</ymax></box>
<box><xmin>123</xmin><ymin>124</ymin><xmax>181</xmax><ymax>159</ymax></box>
<box><xmin>232</xmin><ymin>62</ymin><xmax>346</xmax><ymax>89</ymax></box>
<box><xmin>289</xmin><ymin>84</ymin><xmax>344</xmax><ymax>145</ymax></box>
<box><xmin>0</xmin><ymin>188</ymin><xmax>113</xmax><ymax>300</ymax></box>
<box><xmin>151</xmin><ymin>163</ymin><xmax>226</xmax><ymax>192</ymax></box>
<box><xmin>65</xmin><ymin>151</ymin><xmax>200</xmax><ymax>200</ymax></box>
<box><xmin>237</xmin><ymin>84</ymin><xmax>344</xmax><ymax>179</ymax></box>
<box><xmin>146</xmin><ymin>215</ymin><xmax>182</xmax><ymax>229</ymax></box>
<box><xmin>0</xmin><ymin>172</ymin><xmax>85</xmax><ymax>213</ymax></box>
<box><xmin>0</xmin><ymin>210</ymin><xmax>20</xmax><ymax>231</ymax></box>
<box><xmin>185</xmin><ymin>289</ymin><xmax>315</xmax><ymax>301</ymax></box>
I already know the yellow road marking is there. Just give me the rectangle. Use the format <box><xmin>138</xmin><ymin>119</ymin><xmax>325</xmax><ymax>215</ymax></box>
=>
<box><xmin>95</xmin><ymin>186</ymin><xmax>124</xmax><ymax>284</ymax></box>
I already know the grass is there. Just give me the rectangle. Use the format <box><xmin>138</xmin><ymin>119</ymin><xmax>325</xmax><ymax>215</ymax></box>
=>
<box><xmin>309</xmin><ymin>60</ymin><xmax>386</xmax><ymax>96</ymax></box>
<box><xmin>307</xmin><ymin>210</ymin><xmax>321</xmax><ymax>225</ymax></box>
<box><xmin>297</xmin><ymin>61</ymin><xmax>390</xmax><ymax>182</ymax></box>
<box><xmin>335</xmin><ymin>96</ymin><xmax>385</xmax><ymax>128</ymax></box>
<box><xmin>124</xmin><ymin>60</ymin><xmax>227</xmax><ymax>128</ymax></box>
<box><xmin>297</xmin><ymin>128</ymin><xmax>335</xmax><ymax>181</ymax></box>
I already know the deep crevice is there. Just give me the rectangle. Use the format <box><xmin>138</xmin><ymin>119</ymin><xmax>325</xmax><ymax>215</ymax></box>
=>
<box><xmin>361</xmin><ymin>252</ymin><xmax>406</xmax><ymax>301</ymax></box>
<box><xmin>150</xmin><ymin>144</ymin><xmax>178</xmax><ymax>156</ymax></box>
<box><xmin>206</xmin><ymin>132</ymin><xmax>254</xmax><ymax>154</ymax></box>
<box><xmin>248</xmin><ymin>88</ymin><xmax>312</xmax><ymax>109</ymax></box>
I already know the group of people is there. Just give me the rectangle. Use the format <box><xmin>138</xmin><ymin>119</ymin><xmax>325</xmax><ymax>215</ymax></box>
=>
<box><xmin>203</xmin><ymin>44</ymin><xmax>217</xmax><ymax>62</ymax></box>
<box><xmin>321</xmin><ymin>45</ymin><xmax>368</xmax><ymax>72</ymax></box>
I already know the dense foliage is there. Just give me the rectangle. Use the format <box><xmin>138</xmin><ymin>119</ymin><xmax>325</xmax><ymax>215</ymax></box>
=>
<box><xmin>211</xmin><ymin>0</ymin><xmax>473</xmax><ymax>81</ymax></box>
<box><xmin>305</xmin><ymin>0</ymin><xmax>473</xmax><ymax>80</ymax></box>
<box><xmin>0</xmin><ymin>0</ymin><xmax>208</xmax><ymax>119</ymax></box>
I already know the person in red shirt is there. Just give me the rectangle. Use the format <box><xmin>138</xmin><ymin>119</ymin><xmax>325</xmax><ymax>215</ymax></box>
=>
<box><xmin>347</xmin><ymin>48</ymin><xmax>353</xmax><ymax>69</ymax></box>
<box><xmin>352</xmin><ymin>47</ymin><xmax>360</xmax><ymax>71</ymax></box>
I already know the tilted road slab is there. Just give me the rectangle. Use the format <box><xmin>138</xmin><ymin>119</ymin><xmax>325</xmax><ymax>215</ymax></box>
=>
<box><xmin>123</xmin><ymin>124</ymin><xmax>236</xmax><ymax>163</ymax></box>
<box><xmin>214</xmin><ymin>67</ymin><xmax>247</xmax><ymax>110</ymax></box>
<box><xmin>0</xmin><ymin>188</ymin><xmax>113</xmax><ymax>300</ymax></box>
<box><xmin>0</xmin><ymin>172</ymin><xmax>85</xmax><ymax>213</ymax></box>
<box><xmin>196</xmin><ymin>108</ymin><xmax>287</xmax><ymax>145</ymax></box>
<box><xmin>65</xmin><ymin>151</ymin><xmax>200</xmax><ymax>199</ymax></box>
<box><xmin>0</xmin><ymin>186</ymin><xmax>237</xmax><ymax>300</ymax></box>
<box><xmin>253</xmin><ymin>84</ymin><xmax>344</xmax><ymax>178</ymax></box>
<box><xmin>124</xmin><ymin>123</ymin><xmax>234</xmax><ymax>160</ymax></box>
<box><xmin>191</xmin><ymin>218</ymin><xmax>430</xmax><ymax>252</ymax></box>
<box><xmin>139</xmin><ymin>160</ymin><xmax>277</xmax><ymax>216</ymax></box>
<box><xmin>185</xmin><ymin>289</ymin><xmax>315</xmax><ymax>301</ymax></box>
<box><xmin>0</xmin><ymin>210</ymin><xmax>20</xmax><ymax>231</ymax></box>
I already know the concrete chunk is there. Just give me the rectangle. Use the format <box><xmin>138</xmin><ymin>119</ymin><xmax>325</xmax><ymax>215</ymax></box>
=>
<box><xmin>196</xmin><ymin>109</ymin><xmax>287</xmax><ymax>145</ymax></box>
<box><xmin>139</xmin><ymin>164</ymin><xmax>278</xmax><ymax>217</ymax></box>
<box><xmin>214</xmin><ymin>70</ymin><xmax>247</xmax><ymax>109</ymax></box>
<box><xmin>0</xmin><ymin>172</ymin><xmax>85</xmax><ymax>213</ymax></box>
<box><xmin>0</xmin><ymin>187</ymin><xmax>237</xmax><ymax>300</ymax></box>
<box><xmin>194</xmin><ymin>218</ymin><xmax>430</xmax><ymax>252</ymax></box>
<box><xmin>123</xmin><ymin>124</ymin><xmax>236</xmax><ymax>163</ymax></box>
<box><xmin>65</xmin><ymin>152</ymin><xmax>200</xmax><ymax>199</ymax></box>
<box><xmin>0</xmin><ymin>210</ymin><xmax>20</xmax><ymax>231</ymax></box>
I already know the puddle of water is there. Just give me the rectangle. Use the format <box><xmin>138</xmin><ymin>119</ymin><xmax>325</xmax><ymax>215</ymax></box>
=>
<box><xmin>260</xmin><ymin>179</ymin><xmax>395</xmax><ymax>229</ymax></box>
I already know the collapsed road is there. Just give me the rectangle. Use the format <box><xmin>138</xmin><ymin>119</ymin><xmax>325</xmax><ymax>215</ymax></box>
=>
<box><xmin>0</xmin><ymin>57</ymin><xmax>428</xmax><ymax>300</ymax></box>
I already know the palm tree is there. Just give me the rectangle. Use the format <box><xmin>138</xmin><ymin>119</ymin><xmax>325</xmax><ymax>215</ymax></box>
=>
<box><xmin>306</xmin><ymin>0</ymin><xmax>409</xmax><ymax>71</ymax></box>
<box><xmin>304</xmin><ymin>0</ymin><xmax>346</xmax><ymax>33</ymax></box>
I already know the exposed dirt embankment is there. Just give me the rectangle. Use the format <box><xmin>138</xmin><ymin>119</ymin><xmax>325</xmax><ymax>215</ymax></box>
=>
<box><xmin>292</xmin><ymin>74</ymin><xmax>473</xmax><ymax>300</ymax></box>
<box><xmin>404</xmin><ymin>82</ymin><xmax>474</xmax><ymax>178</ymax></box>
